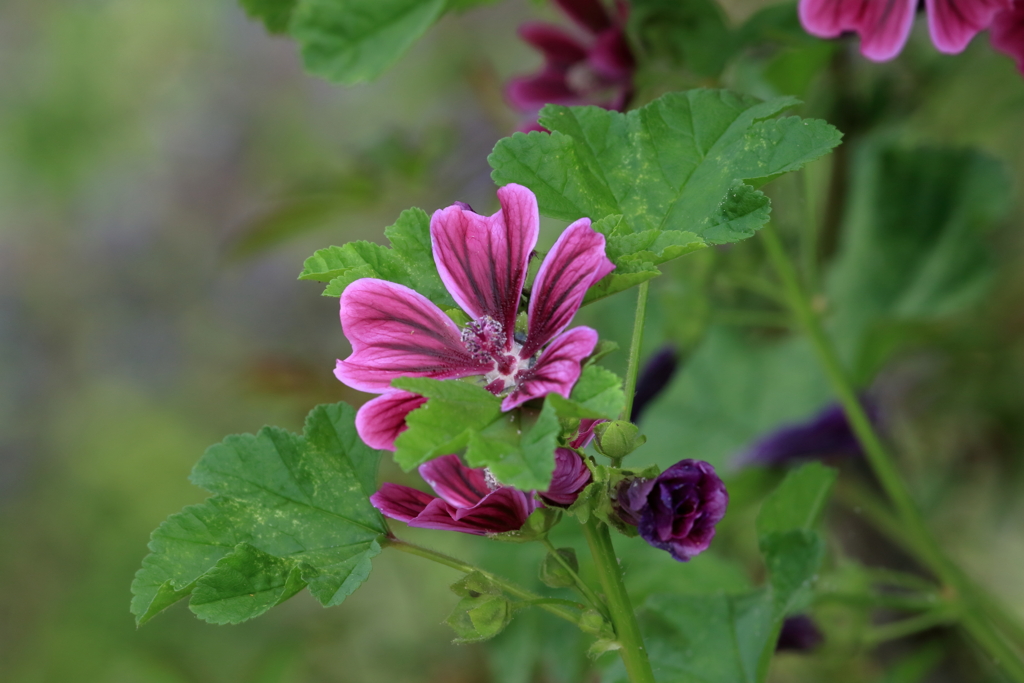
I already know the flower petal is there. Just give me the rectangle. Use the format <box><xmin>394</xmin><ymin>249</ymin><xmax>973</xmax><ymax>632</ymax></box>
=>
<box><xmin>335</xmin><ymin>279</ymin><xmax>487</xmax><ymax>393</ymax></box>
<box><xmin>540</xmin><ymin>448</ymin><xmax>592</xmax><ymax>506</ymax></box>
<box><xmin>503</xmin><ymin>326</ymin><xmax>598</xmax><ymax>410</ymax></box>
<box><xmin>430</xmin><ymin>185</ymin><xmax>539</xmax><ymax>345</ymax></box>
<box><xmin>507</xmin><ymin>71</ymin><xmax>579</xmax><ymax>111</ymax></box>
<box><xmin>355</xmin><ymin>391</ymin><xmax>428</xmax><ymax>451</ymax></box>
<box><xmin>991</xmin><ymin>2</ymin><xmax>1024</xmax><ymax>72</ymax></box>
<box><xmin>554</xmin><ymin>0</ymin><xmax>613</xmax><ymax>34</ymax></box>
<box><xmin>519</xmin><ymin>23</ymin><xmax>589</xmax><ymax>66</ymax></box>
<box><xmin>798</xmin><ymin>0</ymin><xmax>917</xmax><ymax>61</ymax></box>
<box><xmin>523</xmin><ymin>219</ymin><xmax>614</xmax><ymax>357</ymax></box>
<box><xmin>570</xmin><ymin>418</ymin><xmax>606</xmax><ymax>449</ymax></box>
<box><xmin>927</xmin><ymin>0</ymin><xmax>1010</xmax><ymax>53</ymax></box>
<box><xmin>418</xmin><ymin>454</ymin><xmax>493</xmax><ymax>509</ymax></box>
<box><xmin>370</xmin><ymin>483</ymin><xmax>436</xmax><ymax>523</ymax></box>
<box><xmin>409</xmin><ymin>488</ymin><xmax>536</xmax><ymax>534</ymax></box>
<box><xmin>590</xmin><ymin>28</ymin><xmax>635</xmax><ymax>81</ymax></box>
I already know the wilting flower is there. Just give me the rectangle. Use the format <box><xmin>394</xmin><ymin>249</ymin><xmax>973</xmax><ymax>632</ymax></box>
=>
<box><xmin>799</xmin><ymin>0</ymin><xmax>1024</xmax><ymax>71</ymax></box>
<box><xmin>336</xmin><ymin>184</ymin><xmax>614</xmax><ymax>450</ymax></box>
<box><xmin>371</xmin><ymin>451</ymin><xmax>591</xmax><ymax>534</ymax></box>
<box><xmin>616</xmin><ymin>459</ymin><xmax>728</xmax><ymax>562</ymax></box>
<box><xmin>734</xmin><ymin>401</ymin><xmax>879</xmax><ymax>468</ymax></box>
<box><xmin>507</xmin><ymin>0</ymin><xmax>635</xmax><ymax>127</ymax></box>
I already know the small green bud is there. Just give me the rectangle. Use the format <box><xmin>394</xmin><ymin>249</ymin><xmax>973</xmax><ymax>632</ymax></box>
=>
<box><xmin>539</xmin><ymin>548</ymin><xmax>579</xmax><ymax>588</ymax></box>
<box><xmin>593</xmin><ymin>420</ymin><xmax>647</xmax><ymax>460</ymax></box>
<box><xmin>491</xmin><ymin>507</ymin><xmax>561</xmax><ymax>543</ymax></box>
<box><xmin>450</xmin><ymin>571</ymin><xmax>500</xmax><ymax>598</ymax></box>
<box><xmin>578</xmin><ymin>609</ymin><xmax>616</xmax><ymax>640</ymax></box>
<box><xmin>446</xmin><ymin>594</ymin><xmax>513</xmax><ymax>643</ymax></box>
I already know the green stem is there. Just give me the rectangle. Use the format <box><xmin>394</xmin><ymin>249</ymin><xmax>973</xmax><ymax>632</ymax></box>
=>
<box><xmin>582</xmin><ymin>518</ymin><xmax>655</xmax><ymax>683</ymax></box>
<box><xmin>620</xmin><ymin>280</ymin><xmax>650</xmax><ymax>427</ymax></box>
<box><xmin>384</xmin><ymin>536</ymin><xmax>580</xmax><ymax>625</ymax></box>
<box><xmin>864</xmin><ymin>607</ymin><xmax>961</xmax><ymax>645</ymax></box>
<box><xmin>541</xmin><ymin>538</ymin><xmax>608</xmax><ymax>617</ymax></box>
<box><xmin>761</xmin><ymin>225</ymin><xmax>1024</xmax><ymax>681</ymax></box>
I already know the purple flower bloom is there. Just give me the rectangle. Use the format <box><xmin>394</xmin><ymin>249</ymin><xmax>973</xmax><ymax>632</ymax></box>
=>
<box><xmin>617</xmin><ymin>459</ymin><xmax>728</xmax><ymax>562</ymax></box>
<box><xmin>776</xmin><ymin>615</ymin><xmax>824</xmax><ymax>652</ymax></box>
<box><xmin>630</xmin><ymin>346</ymin><xmax>679</xmax><ymax>423</ymax></box>
<box><xmin>507</xmin><ymin>0</ymin><xmax>635</xmax><ymax>125</ymax></box>
<box><xmin>371</xmin><ymin>450</ymin><xmax>591</xmax><ymax>534</ymax></box>
<box><xmin>735</xmin><ymin>401</ymin><xmax>878</xmax><ymax>468</ymax></box>
<box><xmin>799</xmin><ymin>0</ymin><xmax>1020</xmax><ymax>65</ymax></box>
<box><xmin>539</xmin><ymin>448</ymin><xmax>592</xmax><ymax>506</ymax></box>
<box><xmin>336</xmin><ymin>184</ymin><xmax>614</xmax><ymax>450</ymax></box>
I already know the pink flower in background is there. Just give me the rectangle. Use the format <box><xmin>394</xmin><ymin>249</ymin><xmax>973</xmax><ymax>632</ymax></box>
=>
<box><xmin>799</xmin><ymin>0</ymin><xmax>1024</xmax><ymax>70</ymax></box>
<box><xmin>507</xmin><ymin>0</ymin><xmax>635</xmax><ymax>128</ymax></box>
<box><xmin>371</xmin><ymin>451</ymin><xmax>591</xmax><ymax>534</ymax></box>
<box><xmin>991</xmin><ymin>2</ymin><xmax>1024</xmax><ymax>72</ymax></box>
<box><xmin>336</xmin><ymin>183</ymin><xmax>614</xmax><ymax>450</ymax></box>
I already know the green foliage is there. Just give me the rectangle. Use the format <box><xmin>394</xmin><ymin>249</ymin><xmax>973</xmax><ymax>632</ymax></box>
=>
<box><xmin>490</xmin><ymin>90</ymin><xmax>841</xmax><ymax>300</ymax></box>
<box><xmin>616</xmin><ymin>463</ymin><xmax>835</xmax><ymax>683</ymax></box>
<box><xmin>391</xmin><ymin>367</ymin><xmax>623</xmax><ymax>490</ymax></box>
<box><xmin>131</xmin><ymin>403</ymin><xmax>386</xmax><ymax>625</ymax></box>
<box><xmin>447</xmin><ymin>571</ymin><xmax>514</xmax><ymax>643</ymax></box>
<box><xmin>299</xmin><ymin>207</ymin><xmax>455</xmax><ymax>307</ymax></box>
<box><xmin>630</xmin><ymin>0</ymin><xmax>735</xmax><ymax>77</ymax></box>
<box><xmin>539</xmin><ymin>548</ymin><xmax>579</xmax><ymax>589</ymax></box>
<box><xmin>826</xmin><ymin>143</ymin><xmax>1009</xmax><ymax>370</ymax></box>
<box><xmin>240</xmin><ymin>0</ymin><xmax>298</xmax><ymax>34</ymax></box>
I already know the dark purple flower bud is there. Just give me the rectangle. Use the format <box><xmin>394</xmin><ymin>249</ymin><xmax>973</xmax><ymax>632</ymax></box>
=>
<box><xmin>616</xmin><ymin>459</ymin><xmax>728</xmax><ymax>562</ymax></box>
<box><xmin>735</xmin><ymin>400</ymin><xmax>880</xmax><ymax>468</ymax></box>
<box><xmin>776</xmin><ymin>615</ymin><xmax>823</xmax><ymax>652</ymax></box>
<box><xmin>630</xmin><ymin>346</ymin><xmax>679</xmax><ymax>423</ymax></box>
<box><xmin>540</xmin><ymin>448</ymin><xmax>592</xmax><ymax>507</ymax></box>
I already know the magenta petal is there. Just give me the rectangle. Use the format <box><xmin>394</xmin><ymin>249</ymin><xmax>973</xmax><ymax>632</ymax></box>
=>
<box><xmin>570</xmin><ymin>418</ymin><xmax>607</xmax><ymax>449</ymax></box>
<box><xmin>589</xmin><ymin>28</ymin><xmax>635</xmax><ymax>81</ymax></box>
<box><xmin>554</xmin><ymin>0</ymin><xmax>613</xmax><ymax>34</ymax></box>
<box><xmin>541</xmin><ymin>448</ymin><xmax>593</xmax><ymax>506</ymax></box>
<box><xmin>798</xmin><ymin>0</ymin><xmax>917</xmax><ymax>61</ymax></box>
<box><xmin>370</xmin><ymin>483</ymin><xmax>436</xmax><ymax>523</ymax></box>
<box><xmin>419</xmin><ymin>454</ymin><xmax>492</xmax><ymax>508</ymax></box>
<box><xmin>335</xmin><ymin>279</ymin><xmax>487</xmax><ymax>393</ymax></box>
<box><xmin>503</xmin><ymin>327</ymin><xmax>598</xmax><ymax>410</ymax></box>
<box><xmin>927</xmin><ymin>0</ymin><xmax>1010</xmax><ymax>53</ymax></box>
<box><xmin>409</xmin><ymin>488</ymin><xmax>536</xmax><ymax>534</ymax></box>
<box><xmin>430</xmin><ymin>184</ymin><xmax>539</xmax><ymax>344</ymax></box>
<box><xmin>355</xmin><ymin>391</ymin><xmax>427</xmax><ymax>451</ymax></box>
<box><xmin>523</xmin><ymin>219</ymin><xmax>614</xmax><ymax>357</ymax></box>
<box><xmin>991</xmin><ymin>2</ymin><xmax>1024</xmax><ymax>72</ymax></box>
<box><xmin>519</xmin><ymin>23</ymin><xmax>589</xmax><ymax>66</ymax></box>
<box><xmin>507</xmin><ymin>72</ymin><xmax>578</xmax><ymax>110</ymax></box>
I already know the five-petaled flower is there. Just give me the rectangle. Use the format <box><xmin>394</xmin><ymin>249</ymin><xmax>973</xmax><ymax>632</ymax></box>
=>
<box><xmin>799</xmin><ymin>0</ymin><xmax>1024</xmax><ymax>72</ymax></box>
<box><xmin>507</xmin><ymin>0</ymin><xmax>635</xmax><ymax>129</ymax></box>
<box><xmin>370</xmin><ymin>450</ymin><xmax>591</xmax><ymax>535</ymax></box>
<box><xmin>335</xmin><ymin>183</ymin><xmax>614</xmax><ymax>451</ymax></box>
<box><xmin>616</xmin><ymin>459</ymin><xmax>728</xmax><ymax>562</ymax></box>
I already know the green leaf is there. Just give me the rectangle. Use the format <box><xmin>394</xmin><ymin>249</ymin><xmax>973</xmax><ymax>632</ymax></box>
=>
<box><xmin>489</xmin><ymin>89</ymin><xmax>841</xmax><ymax>246</ymax></box>
<box><xmin>299</xmin><ymin>207</ymin><xmax>455</xmax><ymax>307</ymax></box>
<box><xmin>825</xmin><ymin>143</ymin><xmax>1009</xmax><ymax>371</ymax></box>
<box><xmin>755</xmin><ymin>461</ymin><xmax>837</xmax><ymax>537</ymax></box>
<box><xmin>391</xmin><ymin>378</ymin><xmax>504</xmax><ymax>471</ymax></box>
<box><xmin>759</xmin><ymin>529</ymin><xmax>823</xmax><ymax>615</ymax></box>
<box><xmin>240</xmin><ymin>0</ymin><xmax>298</xmax><ymax>34</ymax></box>
<box><xmin>131</xmin><ymin>403</ymin><xmax>386</xmax><ymax>625</ymax></box>
<box><xmin>471</xmin><ymin>399</ymin><xmax>562</xmax><ymax>491</ymax></box>
<box><xmin>567</xmin><ymin>364</ymin><xmax>625</xmax><ymax>419</ymax></box>
<box><xmin>446</xmin><ymin>594</ymin><xmax>515</xmax><ymax>643</ymax></box>
<box><xmin>291</xmin><ymin>0</ymin><xmax>447</xmax><ymax>84</ymax></box>
<box><xmin>630</xmin><ymin>0</ymin><xmax>736</xmax><ymax>77</ymax></box>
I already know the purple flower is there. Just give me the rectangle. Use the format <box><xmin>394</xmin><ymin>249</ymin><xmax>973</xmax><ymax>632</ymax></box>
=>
<box><xmin>371</xmin><ymin>450</ymin><xmax>591</xmax><ymax>534</ymax></box>
<box><xmin>991</xmin><ymin>2</ymin><xmax>1024</xmax><ymax>73</ymax></box>
<box><xmin>336</xmin><ymin>184</ymin><xmax>614</xmax><ymax>450</ymax></box>
<box><xmin>776</xmin><ymin>615</ymin><xmax>824</xmax><ymax>652</ymax></box>
<box><xmin>630</xmin><ymin>346</ymin><xmax>679</xmax><ymax>423</ymax></box>
<box><xmin>617</xmin><ymin>459</ymin><xmax>728</xmax><ymax>562</ymax></box>
<box><xmin>799</xmin><ymin>0</ymin><xmax>1022</xmax><ymax>67</ymax></box>
<box><xmin>507</xmin><ymin>0</ymin><xmax>635</xmax><ymax>126</ymax></box>
<box><xmin>735</xmin><ymin>401</ymin><xmax>878</xmax><ymax>468</ymax></box>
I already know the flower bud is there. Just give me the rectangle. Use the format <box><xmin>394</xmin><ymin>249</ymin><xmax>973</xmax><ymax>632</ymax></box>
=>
<box><xmin>578</xmin><ymin>609</ymin><xmax>615</xmax><ymax>640</ymax></box>
<box><xmin>615</xmin><ymin>459</ymin><xmax>728</xmax><ymax>562</ymax></box>
<box><xmin>539</xmin><ymin>547</ymin><xmax>579</xmax><ymax>588</ymax></box>
<box><xmin>592</xmin><ymin>420</ymin><xmax>646</xmax><ymax>460</ymax></box>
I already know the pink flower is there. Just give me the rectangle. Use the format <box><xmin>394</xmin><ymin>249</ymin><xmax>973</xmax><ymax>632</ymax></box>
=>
<box><xmin>798</xmin><ymin>0</ymin><xmax>1023</xmax><ymax>68</ymax></box>
<box><xmin>507</xmin><ymin>0</ymin><xmax>635</xmax><ymax>126</ymax></box>
<box><xmin>371</xmin><ymin>451</ymin><xmax>591</xmax><ymax>534</ymax></box>
<box><xmin>336</xmin><ymin>184</ymin><xmax>615</xmax><ymax>451</ymax></box>
<box><xmin>991</xmin><ymin>2</ymin><xmax>1024</xmax><ymax>72</ymax></box>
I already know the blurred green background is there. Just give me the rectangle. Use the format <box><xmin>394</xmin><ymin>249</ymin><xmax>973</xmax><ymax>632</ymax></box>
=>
<box><xmin>1</xmin><ymin>0</ymin><xmax>1023</xmax><ymax>681</ymax></box>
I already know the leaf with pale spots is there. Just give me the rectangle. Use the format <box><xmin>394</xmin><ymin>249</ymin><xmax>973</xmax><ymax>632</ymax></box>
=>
<box><xmin>131</xmin><ymin>402</ymin><xmax>386</xmax><ymax>625</ymax></box>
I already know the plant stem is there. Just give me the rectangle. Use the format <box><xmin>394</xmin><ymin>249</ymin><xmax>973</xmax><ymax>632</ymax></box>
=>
<box><xmin>582</xmin><ymin>518</ymin><xmax>656</xmax><ymax>683</ymax></box>
<box><xmin>541</xmin><ymin>538</ymin><xmax>608</xmax><ymax>617</ymax></box>
<box><xmin>864</xmin><ymin>607</ymin><xmax>961</xmax><ymax>645</ymax></box>
<box><xmin>620</xmin><ymin>280</ymin><xmax>650</xmax><ymax>427</ymax></box>
<box><xmin>383</xmin><ymin>536</ymin><xmax>580</xmax><ymax>624</ymax></box>
<box><xmin>761</xmin><ymin>224</ymin><xmax>1024</xmax><ymax>681</ymax></box>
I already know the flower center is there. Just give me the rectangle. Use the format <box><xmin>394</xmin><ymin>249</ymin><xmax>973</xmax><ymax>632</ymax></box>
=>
<box><xmin>461</xmin><ymin>316</ymin><xmax>534</xmax><ymax>396</ymax></box>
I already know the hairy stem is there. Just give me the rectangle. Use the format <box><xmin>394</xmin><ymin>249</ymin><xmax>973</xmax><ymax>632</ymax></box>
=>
<box><xmin>582</xmin><ymin>518</ymin><xmax>655</xmax><ymax>683</ymax></box>
<box><xmin>383</xmin><ymin>536</ymin><xmax>580</xmax><ymax>624</ymax></box>
<box><xmin>541</xmin><ymin>538</ymin><xmax>609</xmax><ymax>617</ymax></box>
<box><xmin>762</xmin><ymin>224</ymin><xmax>1024</xmax><ymax>681</ymax></box>
<box><xmin>620</xmin><ymin>280</ymin><xmax>650</xmax><ymax>428</ymax></box>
